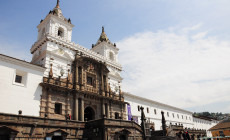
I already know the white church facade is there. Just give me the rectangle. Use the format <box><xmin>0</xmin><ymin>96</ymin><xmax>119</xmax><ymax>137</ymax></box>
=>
<box><xmin>0</xmin><ymin>0</ymin><xmax>218</xmax><ymax>139</ymax></box>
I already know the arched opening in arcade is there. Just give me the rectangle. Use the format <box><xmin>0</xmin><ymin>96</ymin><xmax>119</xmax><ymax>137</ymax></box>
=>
<box><xmin>0</xmin><ymin>126</ymin><xmax>18</xmax><ymax>140</ymax></box>
<box><xmin>84</xmin><ymin>106</ymin><xmax>95</xmax><ymax>121</ymax></box>
<box><xmin>52</xmin><ymin>136</ymin><xmax>63</xmax><ymax>140</ymax></box>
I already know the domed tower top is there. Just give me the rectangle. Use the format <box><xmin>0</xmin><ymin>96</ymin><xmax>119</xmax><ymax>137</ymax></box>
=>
<box><xmin>48</xmin><ymin>0</ymin><xmax>69</xmax><ymax>22</ymax></box>
<box><xmin>91</xmin><ymin>26</ymin><xmax>119</xmax><ymax>63</ymax></box>
<box><xmin>95</xmin><ymin>26</ymin><xmax>113</xmax><ymax>45</ymax></box>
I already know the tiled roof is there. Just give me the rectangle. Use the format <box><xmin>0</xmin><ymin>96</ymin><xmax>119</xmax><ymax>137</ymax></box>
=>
<box><xmin>209</xmin><ymin>119</ymin><xmax>230</xmax><ymax>131</ymax></box>
<box><xmin>193</xmin><ymin>115</ymin><xmax>217</xmax><ymax>121</ymax></box>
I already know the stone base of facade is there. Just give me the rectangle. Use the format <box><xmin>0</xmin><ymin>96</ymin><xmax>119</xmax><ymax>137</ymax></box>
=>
<box><xmin>0</xmin><ymin>113</ymin><xmax>143</xmax><ymax>140</ymax></box>
<box><xmin>83</xmin><ymin>118</ymin><xmax>143</xmax><ymax>140</ymax></box>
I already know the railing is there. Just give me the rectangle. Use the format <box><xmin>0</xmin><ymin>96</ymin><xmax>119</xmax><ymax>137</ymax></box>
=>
<box><xmin>43</xmin><ymin>77</ymin><xmax>124</xmax><ymax>101</ymax></box>
<box><xmin>43</xmin><ymin>77</ymin><xmax>73</xmax><ymax>89</ymax></box>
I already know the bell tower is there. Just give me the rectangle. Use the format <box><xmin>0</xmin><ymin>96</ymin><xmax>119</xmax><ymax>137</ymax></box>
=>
<box><xmin>91</xmin><ymin>27</ymin><xmax>119</xmax><ymax>63</ymax></box>
<box><xmin>91</xmin><ymin>27</ymin><xmax>122</xmax><ymax>94</ymax></box>
<box><xmin>31</xmin><ymin>0</ymin><xmax>75</xmax><ymax>78</ymax></box>
<box><xmin>36</xmin><ymin>0</ymin><xmax>74</xmax><ymax>42</ymax></box>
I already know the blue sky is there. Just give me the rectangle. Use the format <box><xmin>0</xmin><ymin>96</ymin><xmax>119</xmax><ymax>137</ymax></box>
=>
<box><xmin>0</xmin><ymin>0</ymin><xmax>230</xmax><ymax>113</ymax></box>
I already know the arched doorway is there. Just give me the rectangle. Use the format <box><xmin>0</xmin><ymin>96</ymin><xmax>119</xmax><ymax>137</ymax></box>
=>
<box><xmin>46</xmin><ymin>129</ymin><xmax>68</xmax><ymax>140</ymax></box>
<box><xmin>119</xmin><ymin>135</ymin><xmax>126</xmax><ymax>140</ymax></box>
<box><xmin>84</xmin><ymin>106</ymin><xmax>95</xmax><ymax>121</ymax></box>
<box><xmin>52</xmin><ymin>136</ymin><xmax>63</xmax><ymax>140</ymax></box>
<box><xmin>0</xmin><ymin>126</ymin><xmax>18</xmax><ymax>140</ymax></box>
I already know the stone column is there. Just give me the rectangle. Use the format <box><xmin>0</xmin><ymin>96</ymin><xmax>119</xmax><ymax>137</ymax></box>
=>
<box><xmin>124</xmin><ymin>104</ymin><xmax>127</xmax><ymax>120</ymax></box>
<box><xmin>110</xmin><ymin>102</ymin><xmax>113</xmax><ymax>119</ymax></box>
<box><xmin>81</xmin><ymin>69</ymin><xmax>85</xmax><ymax>90</ymax></box>
<box><xmin>105</xmin><ymin>76</ymin><xmax>109</xmax><ymax>96</ymax></box>
<box><xmin>40</xmin><ymin>89</ymin><xmax>47</xmax><ymax>117</ymax></box>
<box><xmin>121</xmin><ymin>104</ymin><xmax>124</xmax><ymax>120</ymax></box>
<box><xmin>81</xmin><ymin>98</ymin><xmax>84</xmax><ymax>121</ymax></box>
<box><xmin>47</xmin><ymin>91</ymin><xmax>52</xmax><ymax>118</ymax></box>
<box><xmin>66</xmin><ymin>93</ymin><xmax>71</xmax><ymax>116</ymax></box>
<box><xmin>75</xmin><ymin>96</ymin><xmax>78</xmax><ymax>121</ymax></box>
<box><xmin>76</xmin><ymin>64</ymin><xmax>79</xmax><ymax>90</ymax></box>
<box><xmin>101</xmin><ymin>100</ymin><xmax>105</xmax><ymax>118</ymax></box>
<box><xmin>106</xmin><ymin>103</ymin><xmax>109</xmax><ymax>118</ymax></box>
<box><xmin>101</xmin><ymin>71</ymin><xmax>104</xmax><ymax>95</ymax></box>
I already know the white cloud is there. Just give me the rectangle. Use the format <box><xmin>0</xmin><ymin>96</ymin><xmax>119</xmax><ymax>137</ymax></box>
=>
<box><xmin>118</xmin><ymin>25</ymin><xmax>230</xmax><ymax>113</ymax></box>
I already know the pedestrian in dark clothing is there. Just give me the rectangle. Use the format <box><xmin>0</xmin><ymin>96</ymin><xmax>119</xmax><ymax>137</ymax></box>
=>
<box><xmin>186</xmin><ymin>131</ymin><xmax>191</xmax><ymax>140</ymax></box>
<box><xmin>182</xmin><ymin>131</ymin><xmax>187</xmax><ymax>140</ymax></box>
<box><xmin>178</xmin><ymin>131</ymin><xmax>182</xmax><ymax>139</ymax></box>
<box><xmin>191</xmin><ymin>134</ymin><xmax>195</xmax><ymax>140</ymax></box>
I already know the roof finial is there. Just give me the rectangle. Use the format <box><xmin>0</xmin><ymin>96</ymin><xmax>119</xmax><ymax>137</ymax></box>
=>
<box><xmin>56</xmin><ymin>0</ymin><xmax>60</xmax><ymax>8</ymax></box>
<box><xmin>102</xmin><ymin>26</ymin><xmax>105</xmax><ymax>33</ymax></box>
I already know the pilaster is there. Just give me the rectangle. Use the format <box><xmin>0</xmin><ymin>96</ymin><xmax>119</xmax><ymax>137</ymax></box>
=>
<box><xmin>81</xmin><ymin>97</ymin><xmax>84</xmax><ymax>121</ymax></box>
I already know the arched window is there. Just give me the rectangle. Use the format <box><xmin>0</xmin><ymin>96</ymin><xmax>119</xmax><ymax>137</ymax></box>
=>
<box><xmin>109</xmin><ymin>52</ymin><xmax>114</xmax><ymax>61</ymax></box>
<box><xmin>84</xmin><ymin>106</ymin><xmax>95</xmax><ymax>121</ymax></box>
<box><xmin>55</xmin><ymin>103</ymin><xmax>62</xmax><ymax>114</ymax></box>
<box><xmin>154</xmin><ymin>109</ymin><xmax>157</xmax><ymax>115</ymax></box>
<box><xmin>115</xmin><ymin>112</ymin><xmax>119</xmax><ymax>119</ymax></box>
<box><xmin>57</xmin><ymin>27</ymin><xmax>64</xmax><ymax>37</ymax></box>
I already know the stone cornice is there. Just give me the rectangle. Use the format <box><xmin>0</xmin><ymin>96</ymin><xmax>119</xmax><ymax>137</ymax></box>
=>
<box><xmin>124</xmin><ymin>92</ymin><xmax>193</xmax><ymax>114</ymax></box>
<box><xmin>31</xmin><ymin>34</ymin><xmax>122</xmax><ymax>71</ymax></box>
<box><xmin>93</xmin><ymin>41</ymin><xmax>119</xmax><ymax>51</ymax></box>
<box><xmin>0</xmin><ymin>54</ymin><xmax>46</xmax><ymax>72</ymax></box>
<box><xmin>37</xmin><ymin>13</ymin><xmax>74</xmax><ymax>29</ymax></box>
<box><xmin>31</xmin><ymin>36</ymin><xmax>48</xmax><ymax>53</ymax></box>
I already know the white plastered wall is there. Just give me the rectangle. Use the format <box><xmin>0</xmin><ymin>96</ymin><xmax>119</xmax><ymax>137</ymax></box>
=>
<box><xmin>124</xmin><ymin>94</ymin><xmax>194</xmax><ymax>130</ymax></box>
<box><xmin>0</xmin><ymin>59</ymin><xmax>45</xmax><ymax>116</ymax></box>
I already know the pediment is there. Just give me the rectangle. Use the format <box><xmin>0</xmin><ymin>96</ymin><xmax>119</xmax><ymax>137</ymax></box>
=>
<box><xmin>46</xmin><ymin>129</ymin><xmax>69</xmax><ymax>135</ymax></box>
<box><xmin>51</xmin><ymin>48</ymin><xmax>73</xmax><ymax>60</ymax></box>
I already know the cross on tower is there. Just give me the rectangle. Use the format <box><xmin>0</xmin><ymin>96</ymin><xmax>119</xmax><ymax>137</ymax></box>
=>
<box><xmin>57</xmin><ymin>0</ymin><xmax>60</xmax><ymax>7</ymax></box>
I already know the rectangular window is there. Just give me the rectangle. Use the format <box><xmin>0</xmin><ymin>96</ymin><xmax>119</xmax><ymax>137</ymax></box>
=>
<box><xmin>138</xmin><ymin>106</ymin><xmax>140</xmax><ymax>111</ymax></box>
<box><xmin>154</xmin><ymin>109</ymin><xmax>157</xmax><ymax>115</ymax></box>
<box><xmin>172</xmin><ymin>113</ymin><xmax>175</xmax><ymax>118</ymax></box>
<box><xmin>167</xmin><ymin>112</ymin><xmax>169</xmax><ymax>117</ymax></box>
<box><xmin>177</xmin><ymin>114</ymin><xmax>179</xmax><ymax>119</ymax></box>
<box><xmin>87</xmin><ymin>76</ymin><xmax>93</xmax><ymax>85</ymax></box>
<box><xmin>15</xmin><ymin>75</ymin><xmax>22</xmax><ymax>83</ymax></box>
<box><xmin>147</xmin><ymin>107</ymin><xmax>149</xmax><ymax>113</ymax></box>
<box><xmin>13</xmin><ymin>70</ymin><xmax>27</xmax><ymax>87</ymax></box>
<box><xmin>115</xmin><ymin>112</ymin><xmax>119</xmax><ymax>119</ymax></box>
<box><xmin>219</xmin><ymin>131</ymin><xmax>225</xmax><ymax>137</ymax></box>
<box><xmin>55</xmin><ymin>103</ymin><xmax>62</xmax><ymax>114</ymax></box>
